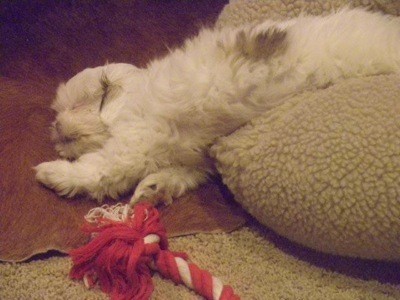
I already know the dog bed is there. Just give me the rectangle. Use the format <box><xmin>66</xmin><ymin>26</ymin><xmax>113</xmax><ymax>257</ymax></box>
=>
<box><xmin>212</xmin><ymin>0</ymin><xmax>400</xmax><ymax>261</ymax></box>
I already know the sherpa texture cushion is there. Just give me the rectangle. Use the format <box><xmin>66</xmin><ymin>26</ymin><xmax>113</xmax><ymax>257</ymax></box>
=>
<box><xmin>216</xmin><ymin>0</ymin><xmax>400</xmax><ymax>28</ymax></box>
<box><xmin>212</xmin><ymin>0</ymin><xmax>400</xmax><ymax>261</ymax></box>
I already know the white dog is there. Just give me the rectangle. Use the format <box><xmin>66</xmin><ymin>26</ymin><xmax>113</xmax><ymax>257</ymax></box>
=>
<box><xmin>35</xmin><ymin>9</ymin><xmax>400</xmax><ymax>206</ymax></box>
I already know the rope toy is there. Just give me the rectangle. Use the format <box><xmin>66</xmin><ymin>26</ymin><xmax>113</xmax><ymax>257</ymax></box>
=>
<box><xmin>69</xmin><ymin>202</ymin><xmax>240</xmax><ymax>300</ymax></box>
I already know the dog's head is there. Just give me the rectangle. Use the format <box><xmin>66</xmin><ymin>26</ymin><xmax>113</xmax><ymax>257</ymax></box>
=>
<box><xmin>51</xmin><ymin>63</ymin><xmax>140</xmax><ymax>159</ymax></box>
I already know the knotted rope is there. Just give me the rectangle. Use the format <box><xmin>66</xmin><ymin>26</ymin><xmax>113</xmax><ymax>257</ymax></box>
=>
<box><xmin>69</xmin><ymin>203</ymin><xmax>240</xmax><ymax>300</ymax></box>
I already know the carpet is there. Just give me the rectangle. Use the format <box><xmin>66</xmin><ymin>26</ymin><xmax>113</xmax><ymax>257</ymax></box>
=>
<box><xmin>2</xmin><ymin>224</ymin><xmax>400</xmax><ymax>299</ymax></box>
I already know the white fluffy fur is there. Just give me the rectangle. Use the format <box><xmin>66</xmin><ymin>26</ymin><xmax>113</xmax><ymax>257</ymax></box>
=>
<box><xmin>35</xmin><ymin>9</ymin><xmax>400</xmax><ymax>205</ymax></box>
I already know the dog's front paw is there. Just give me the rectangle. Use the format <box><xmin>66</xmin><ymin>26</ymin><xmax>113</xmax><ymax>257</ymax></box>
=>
<box><xmin>130</xmin><ymin>175</ymin><xmax>173</xmax><ymax>207</ymax></box>
<box><xmin>35</xmin><ymin>160</ymin><xmax>79</xmax><ymax>197</ymax></box>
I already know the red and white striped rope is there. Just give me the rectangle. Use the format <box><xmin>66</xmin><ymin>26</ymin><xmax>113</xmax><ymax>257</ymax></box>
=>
<box><xmin>76</xmin><ymin>203</ymin><xmax>239</xmax><ymax>300</ymax></box>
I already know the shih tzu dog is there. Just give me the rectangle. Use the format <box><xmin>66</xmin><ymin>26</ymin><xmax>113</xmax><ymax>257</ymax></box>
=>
<box><xmin>35</xmin><ymin>9</ymin><xmax>400</xmax><ymax>206</ymax></box>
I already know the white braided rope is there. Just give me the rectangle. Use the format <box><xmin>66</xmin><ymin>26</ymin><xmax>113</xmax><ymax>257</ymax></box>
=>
<box><xmin>212</xmin><ymin>276</ymin><xmax>224</xmax><ymax>300</ymax></box>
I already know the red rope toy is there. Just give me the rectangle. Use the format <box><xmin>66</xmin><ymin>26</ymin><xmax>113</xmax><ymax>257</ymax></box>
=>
<box><xmin>69</xmin><ymin>202</ymin><xmax>240</xmax><ymax>300</ymax></box>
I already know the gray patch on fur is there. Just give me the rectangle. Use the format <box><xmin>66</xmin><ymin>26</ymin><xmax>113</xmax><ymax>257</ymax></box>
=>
<box><xmin>236</xmin><ymin>27</ymin><xmax>287</xmax><ymax>60</ymax></box>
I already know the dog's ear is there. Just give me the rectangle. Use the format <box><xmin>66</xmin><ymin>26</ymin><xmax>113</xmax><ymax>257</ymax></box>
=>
<box><xmin>99</xmin><ymin>72</ymin><xmax>121</xmax><ymax>113</ymax></box>
<box><xmin>98</xmin><ymin>71</ymin><xmax>125</xmax><ymax>125</ymax></box>
<box><xmin>220</xmin><ymin>26</ymin><xmax>287</xmax><ymax>61</ymax></box>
